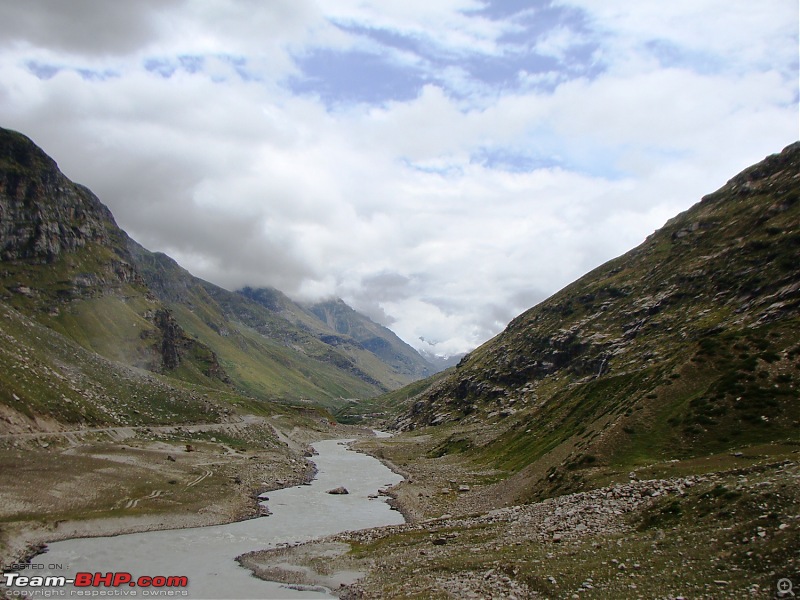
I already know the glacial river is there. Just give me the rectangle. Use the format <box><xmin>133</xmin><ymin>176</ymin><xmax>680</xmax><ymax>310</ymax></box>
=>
<box><xmin>21</xmin><ymin>438</ymin><xmax>404</xmax><ymax>599</ymax></box>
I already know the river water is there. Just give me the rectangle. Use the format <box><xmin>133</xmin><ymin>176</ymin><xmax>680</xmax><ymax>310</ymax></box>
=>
<box><xmin>22</xmin><ymin>438</ymin><xmax>404</xmax><ymax>599</ymax></box>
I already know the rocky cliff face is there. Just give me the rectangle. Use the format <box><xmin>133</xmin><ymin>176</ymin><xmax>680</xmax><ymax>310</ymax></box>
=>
<box><xmin>0</xmin><ymin>127</ymin><xmax>143</xmax><ymax>302</ymax></box>
<box><xmin>0</xmin><ymin>129</ymin><xmax>118</xmax><ymax>262</ymax></box>
<box><xmin>150</xmin><ymin>307</ymin><xmax>229</xmax><ymax>380</ymax></box>
<box><xmin>0</xmin><ymin>127</ymin><xmax>230</xmax><ymax>386</ymax></box>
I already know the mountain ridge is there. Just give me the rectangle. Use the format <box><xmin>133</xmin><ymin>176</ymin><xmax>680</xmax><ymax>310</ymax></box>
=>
<box><xmin>305</xmin><ymin>296</ymin><xmax>434</xmax><ymax>380</ymax></box>
<box><xmin>0</xmin><ymin>126</ymin><xmax>432</xmax><ymax>424</ymax></box>
<box><xmin>386</xmin><ymin>141</ymin><xmax>800</xmax><ymax>500</ymax></box>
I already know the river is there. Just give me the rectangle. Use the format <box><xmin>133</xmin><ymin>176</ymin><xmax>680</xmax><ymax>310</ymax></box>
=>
<box><xmin>18</xmin><ymin>438</ymin><xmax>404</xmax><ymax>599</ymax></box>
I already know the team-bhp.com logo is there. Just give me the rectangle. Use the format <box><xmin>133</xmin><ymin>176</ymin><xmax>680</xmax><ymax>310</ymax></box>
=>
<box><xmin>3</xmin><ymin>572</ymin><xmax>188</xmax><ymax>596</ymax></box>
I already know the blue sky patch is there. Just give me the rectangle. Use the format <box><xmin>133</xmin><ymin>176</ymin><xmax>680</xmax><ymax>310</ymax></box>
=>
<box><xmin>178</xmin><ymin>55</ymin><xmax>204</xmax><ymax>74</ymax></box>
<box><xmin>644</xmin><ymin>40</ymin><xmax>724</xmax><ymax>75</ymax></box>
<box><xmin>144</xmin><ymin>58</ymin><xmax>177</xmax><ymax>78</ymax></box>
<box><xmin>475</xmin><ymin>0</ymin><xmax>551</xmax><ymax>19</ymax></box>
<box><xmin>289</xmin><ymin>49</ymin><xmax>426</xmax><ymax>105</ymax></box>
<box><xmin>471</xmin><ymin>146</ymin><xmax>562</xmax><ymax>173</ymax></box>
<box><xmin>26</xmin><ymin>61</ymin><xmax>61</xmax><ymax>80</ymax></box>
<box><xmin>75</xmin><ymin>68</ymin><xmax>118</xmax><ymax>81</ymax></box>
<box><xmin>289</xmin><ymin>3</ymin><xmax>604</xmax><ymax>109</ymax></box>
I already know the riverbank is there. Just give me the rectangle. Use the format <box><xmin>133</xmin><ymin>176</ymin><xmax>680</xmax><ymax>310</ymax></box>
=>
<box><xmin>1</xmin><ymin>443</ymin><xmax>313</xmax><ymax>571</ymax></box>
<box><xmin>6</xmin><ymin>436</ymin><xmax>404</xmax><ymax>599</ymax></box>
<box><xmin>0</xmin><ymin>418</ymin><xmax>373</xmax><ymax>571</ymax></box>
<box><xmin>239</xmin><ymin>435</ymin><xmax>800</xmax><ymax>599</ymax></box>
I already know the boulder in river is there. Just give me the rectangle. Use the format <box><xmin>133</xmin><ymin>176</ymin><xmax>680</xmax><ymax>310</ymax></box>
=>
<box><xmin>327</xmin><ymin>486</ymin><xmax>349</xmax><ymax>495</ymax></box>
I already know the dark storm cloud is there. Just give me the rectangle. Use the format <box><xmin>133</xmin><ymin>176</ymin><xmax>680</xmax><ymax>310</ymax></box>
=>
<box><xmin>0</xmin><ymin>1</ymin><xmax>177</xmax><ymax>56</ymax></box>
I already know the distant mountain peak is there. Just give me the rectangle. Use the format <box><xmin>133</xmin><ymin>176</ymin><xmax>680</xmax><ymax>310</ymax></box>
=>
<box><xmin>304</xmin><ymin>295</ymin><xmax>438</xmax><ymax>378</ymax></box>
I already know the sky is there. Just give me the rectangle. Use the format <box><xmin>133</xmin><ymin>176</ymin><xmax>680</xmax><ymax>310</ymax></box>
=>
<box><xmin>0</xmin><ymin>1</ymin><xmax>797</xmax><ymax>357</ymax></box>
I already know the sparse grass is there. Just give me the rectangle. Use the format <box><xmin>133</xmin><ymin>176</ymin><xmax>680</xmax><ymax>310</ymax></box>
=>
<box><xmin>336</xmin><ymin>370</ymin><xmax>452</xmax><ymax>424</ymax></box>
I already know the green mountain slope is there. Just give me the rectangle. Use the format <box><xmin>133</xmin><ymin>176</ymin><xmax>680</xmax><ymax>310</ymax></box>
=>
<box><xmin>0</xmin><ymin>127</ymin><xmax>226</xmax><ymax>386</ymax></box>
<box><xmin>0</xmin><ymin>126</ymin><xmax>431</xmax><ymax>421</ymax></box>
<box><xmin>392</xmin><ymin>142</ymin><xmax>800</xmax><ymax>501</ymax></box>
<box><xmin>126</xmin><ymin>246</ymin><xmax>392</xmax><ymax>407</ymax></box>
<box><xmin>0</xmin><ymin>299</ymin><xmax>229</xmax><ymax>431</ymax></box>
<box><xmin>239</xmin><ymin>288</ymin><xmax>431</xmax><ymax>390</ymax></box>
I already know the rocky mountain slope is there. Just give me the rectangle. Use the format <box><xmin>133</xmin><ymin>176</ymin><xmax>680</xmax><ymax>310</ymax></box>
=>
<box><xmin>0</xmin><ymin>127</ymin><xmax>220</xmax><ymax>387</ymax></box>
<box><xmin>390</xmin><ymin>142</ymin><xmax>800</xmax><ymax>501</ymax></box>
<box><xmin>0</xmin><ymin>126</ymin><xmax>432</xmax><ymax>426</ymax></box>
<box><xmin>307</xmin><ymin>297</ymin><xmax>434</xmax><ymax>379</ymax></box>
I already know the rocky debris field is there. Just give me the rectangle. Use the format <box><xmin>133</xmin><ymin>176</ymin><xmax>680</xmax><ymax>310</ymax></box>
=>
<box><xmin>242</xmin><ymin>457</ymin><xmax>799</xmax><ymax>599</ymax></box>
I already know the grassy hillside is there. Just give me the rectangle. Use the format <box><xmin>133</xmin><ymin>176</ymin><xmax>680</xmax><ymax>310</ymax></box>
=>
<box><xmin>0</xmin><ymin>126</ymin><xmax>432</xmax><ymax>418</ymax></box>
<box><xmin>0</xmin><ymin>300</ymin><xmax>226</xmax><ymax>430</ymax></box>
<box><xmin>335</xmin><ymin>368</ymin><xmax>453</xmax><ymax>424</ymax></box>
<box><xmin>383</xmin><ymin>142</ymin><xmax>800</xmax><ymax>502</ymax></box>
<box><xmin>127</xmin><ymin>246</ymin><xmax>404</xmax><ymax>409</ymax></box>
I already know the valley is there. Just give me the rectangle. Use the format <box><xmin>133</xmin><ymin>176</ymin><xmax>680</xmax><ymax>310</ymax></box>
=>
<box><xmin>0</xmin><ymin>127</ymin><xmax>798</xmax><ymax>598</ymax></box>
<box><xmin>241</xmin><ymin>141</ymin><xmax>800</xmax><ymax>597</ymax></box>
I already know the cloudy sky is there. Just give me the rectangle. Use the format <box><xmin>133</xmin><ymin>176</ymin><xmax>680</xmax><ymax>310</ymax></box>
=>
<box><xmin>0</xmin><ymin>1</ymin><xmax>797</xmax><ymax>356</ymax></box>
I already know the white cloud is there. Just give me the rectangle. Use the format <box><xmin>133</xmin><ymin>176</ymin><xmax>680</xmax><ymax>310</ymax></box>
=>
<box><xmin>318</xmin><ymin>0</ymin><xmax>514</xmax><ymax>56</ymax></box>
<box><xmin>0</xmin><ymin>0</ymin><xmax>796</xmax><ymax>356</ymax></box>
<box><xmin>561</xmin><ymin>0</ymin><xmax>798</xmax><ymax>78</ymax></box>
<box><xmin>534</xmin><ymin>25</ymin><xmax>583</xmax><ymax>60</ymax></box>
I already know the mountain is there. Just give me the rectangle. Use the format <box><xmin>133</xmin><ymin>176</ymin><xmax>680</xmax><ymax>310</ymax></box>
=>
<box><xmin>0</xmin><ymin>127</ymin><xmax>391</xmax><ymax>568</ymax></box>
<box><xmin>0</xmin><ymin>127</ymin><xmax>233</xmax><ymax>429</ymax></box>
<box><xmin>305</xmin><ymin>297</ymin><xmax>434</xmax><ymax>379</ymax></box>
<box><xmin>417</xmin><ymin>348</ymin><xmax>467</xmax><ymax>371</ymax></box>
<box><xmin>0</xmin><ymin>127</ymin><xmax>218</xmax><ymax>382</ymax></box>
<box><xmin>0</xmin><ymin>127</ymin><xmax>430</xmax><ymax>425</ymax></box>
<box><xmin>126</xmin><ymin>245</ymin><xmax>395</xmax><ymax>407</ymax></box>
<box><xmin>390</xmin><ymin>141</ymin><xmax>800</xmax><ymax>501</ymax></box>
<box><xmin>134</xmin><ymin>256</ymin><xmax>436</xmax><ymax>403</ymax></box>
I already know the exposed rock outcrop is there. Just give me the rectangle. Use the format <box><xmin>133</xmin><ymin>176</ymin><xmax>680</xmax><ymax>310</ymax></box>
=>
<box><xmin>0</xmin><ymin>129</ymin><xmax>117</xmax><ymax>262</ymax></box>
<box><xmin>150</xmin><ymin>307</ymin><xmax>230</xmax><ymax>381</ymax></box>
